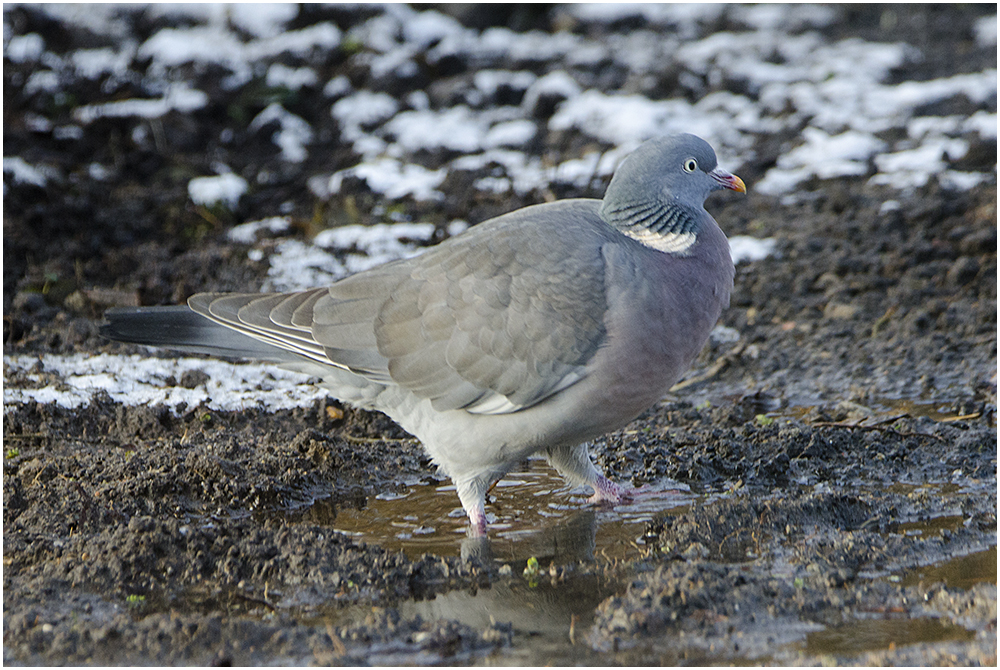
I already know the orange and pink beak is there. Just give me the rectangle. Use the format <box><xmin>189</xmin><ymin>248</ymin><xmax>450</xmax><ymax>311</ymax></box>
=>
<box><xmin>710</xmin><ymin>167</ymin><xmax>747</xmax><ymax>193</ymax></box>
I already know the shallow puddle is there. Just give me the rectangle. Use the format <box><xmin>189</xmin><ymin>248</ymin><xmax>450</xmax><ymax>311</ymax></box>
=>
<box><xmin>290</xmin><ymin>462</ymin><xmax>687</xmax><ymax>663</ymax></box>
<box><xmin>276</xmin><ymin>452</ymin><xmax>994</xmax><ymax>664</ymax></box>
<box><xmin>771</xmin><ymin>396</ymin><xmax>985</xmax><ymax>424</ymax></box>
<box><xmin>305</xmin><ymin>457</ymin><xmax>696</xmax><ymax>563</ymax></box>
<box><xmin>312</xmin><ymin>567</ymin><xmax>627</xmax><ymax>665</ymax></box>
<box><xmin>900</xmin><ymin>547</ymin><xmax>998</xmax><ymax>590</ymax></box>
<box><xmin>803</xmin><ymin>616</ymin><xmax>976</xmax><ymax>657</ymax></box>
<box><xmin>892</xmin><ymin>514</ymin><xmax>966</xmax><ymax>537</ymax></box>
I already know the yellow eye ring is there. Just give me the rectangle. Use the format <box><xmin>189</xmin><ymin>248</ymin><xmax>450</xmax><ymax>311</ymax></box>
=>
<box><xmin>683</xmin><ymin>158</ymin><xmax>698</xmax><ymax>173</ymax></box>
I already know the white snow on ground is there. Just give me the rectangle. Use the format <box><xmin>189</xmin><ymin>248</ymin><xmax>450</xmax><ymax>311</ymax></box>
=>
<box><xmin>3</xmin><ymin>354</ymin><xmax>327</xmax><ymax>412</ymax></box>
<box><xmin>227</xmin><ymin>216</ymin><xmax>293</xmax><ymax>244</ymax></box>
<box><xmin>5</xmin><ymin>4</ymin><xmax>996</xmax><ymax>412</ymax></box>
<box><xmin>264</xmin><ymin>222</ymin><xmax>437</xmax><ymax>291</ymax></box>
<box><xmin>322</xmin><ymin>158</ymin><xmax>447</xmax><ymax>202</ymax></box>
<box><xmin>3</xmin><ymin>156</ymin><xmax>49</xmax><ymax>188</ymax></box>
<box><xmin>249</xmin><ymin>103</ymin><xmax>314</xmax><ymax>163</ymax></box>
<box><xmin>188</xmin><ymin>172</ymin><xmax>248</xmax><ymax>209</ymax></box>
<box><xmin>730</xmin><ymin>236</ymin><xmax>778</xmax><ymax>265</ymax></box>
<box><xmin>14</xmin><ymin>4</ymin><xmax>994</xmax><ymax>201</ymax></box>
<box><xmin>74</xmin><ymin>83</ymin><xmax>209</xmax><ymax>123</ymax></box>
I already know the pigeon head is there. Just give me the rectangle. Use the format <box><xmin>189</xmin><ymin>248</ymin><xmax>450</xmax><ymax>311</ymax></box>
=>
<box><xmin>600</xmin><ymin>134</ymin><xmax>745</xmax><ymax>254</ymax></box>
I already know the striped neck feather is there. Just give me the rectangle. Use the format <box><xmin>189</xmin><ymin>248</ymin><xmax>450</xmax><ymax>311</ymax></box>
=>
<box><xmin>603</xmin><ymin>200</ymin><xmax>700</xmax><ymax>255</ymax></box>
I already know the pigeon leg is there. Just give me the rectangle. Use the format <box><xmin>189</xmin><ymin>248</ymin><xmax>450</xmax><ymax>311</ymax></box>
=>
<box><xmin>466</xmin><ymin>505</ymin><xmax>488</xmax><ymax>536</ymax></box>
<box><xmin>456</xmin><ymin>476</ymin><xmax>490</xmax><ymax>536</ymax></box>
<box><xmin>588</xmin><ymin>473</ymin><xmax>634</xmax><ymax>504</ymax></box>
<box><xmin>545</xmin><ymin>443</ymin><xmax>633</xmax><ymax>505</ymax></box>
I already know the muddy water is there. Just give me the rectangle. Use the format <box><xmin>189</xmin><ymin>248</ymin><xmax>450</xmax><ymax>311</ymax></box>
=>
<box><xmin>287</xmin><ymin>456</ymin><xmax>701</xmax><ymax>562</ymax></box>
<box><xmin>900</xmin><ymin>547</ymin><xmax>997</xmax><ymax>591</ymax></box>
<box><xmin>281</xmin><ymin>456</ymin><xmax>996</xmax><ymax>665</ymax></box>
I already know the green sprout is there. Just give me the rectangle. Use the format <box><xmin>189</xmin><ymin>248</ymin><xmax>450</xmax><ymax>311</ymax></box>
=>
<box><xmin>522</xmin><ymin>556</ymin><xmax>541</xmax><ymax>587</ymax></box>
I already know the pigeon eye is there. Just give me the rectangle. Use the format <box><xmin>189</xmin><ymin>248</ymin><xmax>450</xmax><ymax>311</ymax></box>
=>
<box><xmin>683</xmin><ymin>158</ymin><xmax>698</xmax><ymax>173</ymax></box>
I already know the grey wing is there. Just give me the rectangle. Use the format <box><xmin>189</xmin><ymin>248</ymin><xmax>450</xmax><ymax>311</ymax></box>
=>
<box><xmin>188</xmin><ymin>263</ymin><xmax>405</xmax><ymax>383</ymax></box>
<box><xmin>373</xmin><ymin>204</ymin><xmax>610</xmax><ymax>414</ymax></box>
<box><xmin>190</xmin><ymin>202</ymin><xmax>610</xmax><ymax>414</ymax></box>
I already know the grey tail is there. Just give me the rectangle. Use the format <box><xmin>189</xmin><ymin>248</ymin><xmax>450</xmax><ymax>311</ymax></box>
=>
<box><xmin>101</xmin><ymin>306</ymin><xmax>295</xmax><ymax>362</ymax></box>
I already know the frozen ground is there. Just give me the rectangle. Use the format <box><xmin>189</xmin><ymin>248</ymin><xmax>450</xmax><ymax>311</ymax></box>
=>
<box><xmin>3</xmin><ymin>4</ymin><xmax>996</xmax><ymax>666</ymax></box>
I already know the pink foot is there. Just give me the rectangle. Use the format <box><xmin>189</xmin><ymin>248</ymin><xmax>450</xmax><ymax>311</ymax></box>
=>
<box><xmin>587</xmin><ymin>475</ymin><xmax>634</xmax><ymax>505</ymax></box>
<box><xmin>467</xmin><ymin>507</ymin><xmax>488</xmax><ymax>537</ymax></box>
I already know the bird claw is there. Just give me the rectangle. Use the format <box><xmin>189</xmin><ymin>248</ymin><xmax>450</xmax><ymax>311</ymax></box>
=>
<box><xmin>466</xmin><ymin>507</ymin><xmax>488</xmax><ymax>537</ymax></box>
<box><xmin>587</xmin><ymin>475</ymin><xmax>633</xmax><ymax>505</ymax></box>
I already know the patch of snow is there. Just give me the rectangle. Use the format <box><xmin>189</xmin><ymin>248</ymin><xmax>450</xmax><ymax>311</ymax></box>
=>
<box><xmin>261</xmin><ymin>222</ymin><xmax>436</xmax><ymax>291</ymax></box>
<box><xmin>5</xmin><ymin>33</ymin><xmax>45</xmax><ymax>62</ymax></box>
<box><xmin>552</xmin><ymin>89</ymin><xmax>732</xmax><ymax>149</ymax></box>
<box><xmin>870</xmin><ymin>137</ymin><xmax>972</xmax><ymax>190</ymax></box>
<box><xmin>729</xmin><ymin>236</ymin><xmax>778</xmax><ymax>264</ymax></box>
<box><xmin>248</xmin><ymin>22</ymin><xmax>343</xmax><ymax>60</ymax></box>
<box><xmin>733</xmin><ymin>3</ymin><xmax>837</xmax><ymax>31</ymax></box>
<box><xmin>710</xmin><ymin>325</ymin><xmax>741</xmax><ymax>344</ymax></box>
<box><xmin>24</xmin><ymin>70</ymin><xmax>61</xmax><ymax>95</ymax></box>
<box><xmin>24</xmin><ymin>113</ymin><xmax>52</xmax><ymax>133</ymax></box>
<box><xmin>331</xmin><ymin>90</ymin><xmax>400</xmax><ymax>156</ymax></box>
<box><xmin>54</xmin><ymin>125</ymin><xmax>83</xmax><ymax>140</ymax></box>
<box><xmin>250</xmin><ymin>103</ymin><xmax>314</xmax><ymax>162</ymax></box>
<box><xmin>446</xmin><ymin>220</ymin><xmax>469</xmax><ymax>237</ymax></box>
<box><xmin>74</xmin><ymin>84</ymin><xmax>208</xmax><ymax>123</ymax></box>
<box><xmin>138</xmin><ymin>22</ymin><xmax>339</xmax><ymax>79</ymax></box>
<box><xmin>37</xmin><ymin>4</ymin><xmax>133</xmax><ymax>38</ymax></box>
<box><xmin>473</xmin><ymin>176</ymin><xmax>512</xmax><ymax>194</ymax></box>
<box><xmin>756</xmin><ymin>128</ymin><xmax>887</xmax><ymax>195</ymax></box>
<box><xmin>227</xmin><ymin>216</ymin><xmax>292</xmax><ymax>244</ymax></box>
<box><xmin>879</xmin><ymin>200</ymin><xmax>901</xmax><ymax>214</ymax></box>
<box><xmin>88</xmin><ymin>163</ymin><xmax>111</xmax><ymax>181</ymax></box>
<box><xmin>483</xmin><ymin>119</ymin><xmax>538</xmax><ymax>148</ymax></box>
<box><xmin>566</xmin><ymin>2</ymin><xmax>725</xmax><ymax>38</ymax></box>
<box><xmin>860</xmin><ymin>70</ymin><xmax>998</xmax><ymax>130</ymax></box>
<box><xmin>227</xmin><ymin>3</ymin><xmax>299</xmax><ymax>39</ymax></box>
<box><xmin>973</xmin><ymin>14</ymin><xmax>998</xmax><ymax>47</ymax></box>
<box><xmin>938</xmin><ymin>171</ymin><xmax>991</xmax><ymax>191</ymax></box>
<box><xmin>266</xmin><ymin>63</ymin><xmax>318</xmax><ymax>91</ymax></box>
<box><xmin>327</xmin><ymin>157</ymin><xmax>446</xmax><ymax>202</ymax></box>
<box><xmin>383</xmin><ymin>105</ymin><xmax>488</xmax><ymax>153</ymax></box>
<box><xmin>401</xmin><ymin>8</ymin><xmax>465</xmax><ymax>48</ymax></box>
<box><xmin>521</xmin><ymin>70</ymin><xmax>582</xmax><ymax>112</ymax></box>
<box><xmin>452</xmin><ymin>149</ymin><xmax>548</xmax><ymax>196</ymax></box>
<box><xmin>263</xmin><ymin>239</ymin><xmax>346</xmax><ymax>291</ymax></box>
<box><xmin>3</xmin><ymin>157</ymin><xmax>49</xmax><ymax>187</ymax></box>
<box><xmin>3</xmin><ymin>353</ymin><xmax>327</xmax><ymax>413</ymax></box>
<box><xmin>188</xmin><ymin>172</ymin><xmax>248</xmax><ymax>209</ymax></box>
<box><xmin>323</xmin><ymin>75</ymin><xmax>352</xmax><ymax>98</ymax></box>
<box><xmin>473</xmin><ymin>70</ymin><xmax>538</xmax><ymax>96</ymax></box>
<box><xmin>315</xmin><ymin>222</ymin><xmax>436</xmax><ymax>274</ymax></box>
<box><xmin>961</xmin><ymin>111</ymin><xmax>998</xmax><ymax>139</ymax></box>
<box><xmin>70</xmin><ymin>46</ymin><xmax>135</xmax><ymax>79</ymax></box>
<box><xmin>139</xmin><ymin>25</ymin><xmax>244</xmax><ymax>73</ymax></box>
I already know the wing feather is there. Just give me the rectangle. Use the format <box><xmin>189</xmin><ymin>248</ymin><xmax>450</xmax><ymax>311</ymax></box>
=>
<box><xmin>187</xmin><ymin>200</ymin><xmax>613</xmax><ymax>414</ymax></box>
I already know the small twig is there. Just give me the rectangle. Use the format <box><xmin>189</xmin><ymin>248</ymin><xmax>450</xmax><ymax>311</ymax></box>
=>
<box><xmin>810</xmin><ymin>419</ymin><xmax>943</xmax><ymax>442</ymax></box>
<box><xmin>340</xmin><ymin>434</ymin><xmax>418</xmax><ymax>445</ymax></box>
<box><xmin>671</xmin><ymin>342</ymin><xmax>745</xmax><ymax>391</ymax></box>
<box><xmin>232</xmin><ymin>592</ymin><xmax>276</xmax><ymax>611</ymax></box>
<box><xmin>5</xmin><ymin>433</ymin><xmax>49</xmax><ymax>441</ymax></box>
<box><xmin>940</xmin><ymin>412</ymin><xmax>982</xmax><ymax>422</ymax></box>
<box><xmin>812</xmin><ymin>413</ymin><xmax>910</xmax><ymax>429</ymax></box>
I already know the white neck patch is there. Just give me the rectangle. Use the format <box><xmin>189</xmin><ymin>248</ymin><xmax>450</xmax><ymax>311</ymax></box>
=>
<box><xmin>622</xmin><ymin>228</ymin><xmax>697</xmax><ymax>255</ymax></box>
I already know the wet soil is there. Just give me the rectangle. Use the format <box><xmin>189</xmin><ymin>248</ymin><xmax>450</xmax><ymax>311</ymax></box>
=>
<box><xmin>4</xmin><ymin>4</ymin><xmax>997</xmax><ymax>666</ymax></box>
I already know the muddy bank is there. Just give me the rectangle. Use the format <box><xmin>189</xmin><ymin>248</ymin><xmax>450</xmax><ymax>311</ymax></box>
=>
<box><xmin>4</xmin><ymin>4</ymin><xmax>996</xmax><ymax>666</ymax></box>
